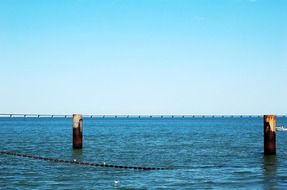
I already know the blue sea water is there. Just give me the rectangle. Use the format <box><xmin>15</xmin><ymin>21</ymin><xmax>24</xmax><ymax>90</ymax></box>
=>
<box><xmin>0</xmin><ymin>116</ymin><xmax>287</xmax><ymax>189</ymax></box>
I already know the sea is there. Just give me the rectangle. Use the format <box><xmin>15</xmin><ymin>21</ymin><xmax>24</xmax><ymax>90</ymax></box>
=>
<box><xmin>1</xmin><ymin>116</ymin><xmax>287</xmax><ymax>189</ymax></box>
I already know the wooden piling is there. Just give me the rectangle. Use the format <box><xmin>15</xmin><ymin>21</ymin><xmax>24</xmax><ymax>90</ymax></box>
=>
<box><xmin>73</xmin><ymin>114</ymin><xmax>83</xmax><ymax>149</ymax></box>
<box><xmin>264</xmin><ymin>115</ymin><xmax>276</xmax><ymax>155</ymax></box>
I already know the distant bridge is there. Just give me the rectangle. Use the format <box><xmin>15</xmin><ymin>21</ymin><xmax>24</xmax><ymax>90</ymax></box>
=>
<box><xmin>0</xmin><ymin>113</ymin><xmax>286</xmax><ymax>118</ymax></box>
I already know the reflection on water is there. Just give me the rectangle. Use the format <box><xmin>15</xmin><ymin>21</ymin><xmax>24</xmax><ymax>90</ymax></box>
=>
<box><xmin>263</xmin><ymin>155</ymin><xmax>277</xmax><ymax>190</ymax></box>
<box><xmin>72</xmin><ymin>149</ymin><xmax>83</xmax><ymax>161</ymax></box>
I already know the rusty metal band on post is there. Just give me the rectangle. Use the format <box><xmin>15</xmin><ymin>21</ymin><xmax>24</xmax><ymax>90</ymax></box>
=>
<box><xmin>264</xmin><ymin>115</ymin><xmax>276</xmax><ymax>155</ymax></box>
<box><xmin>73</xmin><ymin>114</ymin><xmax>83</xmax><ymax>149</ymax></box>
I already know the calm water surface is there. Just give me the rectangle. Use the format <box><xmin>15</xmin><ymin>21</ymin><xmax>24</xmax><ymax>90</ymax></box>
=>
<box><xmin>1</xmin><ymin>117</ymin><xmax>287</xmax><ymax>189</ymax></box>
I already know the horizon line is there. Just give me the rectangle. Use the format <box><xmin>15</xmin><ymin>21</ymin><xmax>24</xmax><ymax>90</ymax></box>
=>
<box><xmin>0</xmin><ymin>113</ymin><xmax>286</xmax><ymax>118</ymax></box>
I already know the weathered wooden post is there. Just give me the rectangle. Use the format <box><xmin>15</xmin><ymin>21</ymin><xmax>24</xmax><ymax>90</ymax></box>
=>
<box><xmin>73</xmin><ymin>114</ymin><xmax>83</xmax><ymax>149</ymax></box>
<box><xmin>264</xmin><ymin>115</ymin><xmax>276</xmax><ymax>155</ymax></box>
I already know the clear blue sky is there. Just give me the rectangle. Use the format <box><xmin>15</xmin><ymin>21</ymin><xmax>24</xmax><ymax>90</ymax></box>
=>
<box><xmin>0</xmin><ymin>0</ymin><xmax>286</xmax><ymax>115</ymax></box>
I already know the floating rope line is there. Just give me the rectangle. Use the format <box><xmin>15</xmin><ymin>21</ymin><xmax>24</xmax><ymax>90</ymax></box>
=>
<box><xmin>0</xmin><ymin>150</ymin><xmax>170</xmax><ymax>171</ymax></box>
